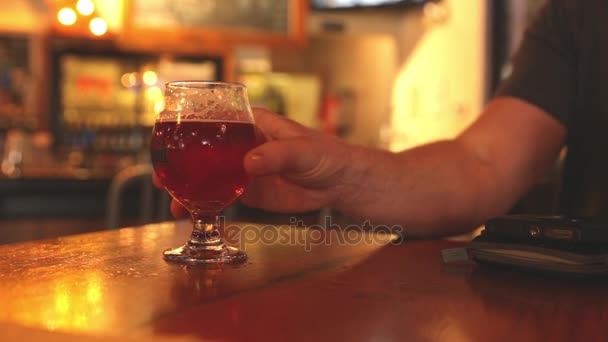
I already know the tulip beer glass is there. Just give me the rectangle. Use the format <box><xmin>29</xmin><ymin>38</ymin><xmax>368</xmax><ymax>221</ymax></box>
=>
<box><xmin>151</xmin><ymin>81</ymin><xmax>256</xmax><ymax>264</ymax></box>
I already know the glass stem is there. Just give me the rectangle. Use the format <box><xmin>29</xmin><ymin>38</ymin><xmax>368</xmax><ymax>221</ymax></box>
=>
<box><xmin>189</xmin><ymin>214</ymin><xmax>223</xmax><ymax>247</ymax></box>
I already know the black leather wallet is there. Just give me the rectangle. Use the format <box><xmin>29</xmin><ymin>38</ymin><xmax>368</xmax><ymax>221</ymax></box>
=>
<box><xmin>469</xmin><ymin>233</ymin><xmax>608</xmax><ymax>275</ymax></box>
<box><xmin>467</xmin><ymin>215</ymin><xmax>608</xmax><ymax>275</ymax></box>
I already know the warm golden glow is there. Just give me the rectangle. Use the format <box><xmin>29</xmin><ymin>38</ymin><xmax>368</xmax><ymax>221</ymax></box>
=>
<box><xmin>121</xmin><ymin>72</ymin><xmax>139</xmax><ymax>88</ymax></box>
<box><xmin>76</xmin><ymin>0</ymin><xmax>95</xmax><ymax>16</ymax></box>
<box><xmin>143</xmin><ymin>70</ymin><xmax>158</xmax><ymax>86</ymax></box>
<box><xmin>118</xmin><ymin>227</ymin><xmax>136</xmax><ymax>247</ymax></box>
<box><xmin>93</xmin><ymin>0</ymin><xmax>123</xmax><ymax>32</ymax></box>
<box><xmin>145</xmin><ymin>86</ymin><xmax>163</xmax><ymax>100</ymax></box>
<box><xmin>121</xmin><ymin>73</ymin><xmax>132</xmax><ymax>88</ymax></box>
<box><xmin>154</xmin><ymin>100</ymin><xmax>164</xmax><ymax>114</ymax></box>
<box><xmin>54</xmin><ymin>287</ymin><xmax>70</xmax><ymax>314</ymax></box>
<box><xmin>57</xmin><ymin>7</ymin><xmax>77</xmax><ymax>26</ymax></box>
<box><xmin>390</xmin><ymin>0</ymin><xmax>486</xmax><ymax>151</ymax></box>
<box><xmin>129</xmin><ymin>73</ymin><xmax>138</xmax><ymax>86</ymax></box>
<box><xmin>86</xmin><ymin>273</ymin><xmax>103</xmax><ymax>304</ymax></box>
<box><xmin>89</xmin><ymin>17</ymin><xmax>107</xmax><ymax>36</ymax></box>
<box><xmin>2</xmin><ymin>270</ymin><xmax>108</xmax><ymax>332</ymax></box>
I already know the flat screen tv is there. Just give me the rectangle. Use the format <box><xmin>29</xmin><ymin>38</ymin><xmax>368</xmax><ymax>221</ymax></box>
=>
<box><xmin>311</xmin><ymin>0</ymin><xmax>438</xmax><ymax>10</ymax></box>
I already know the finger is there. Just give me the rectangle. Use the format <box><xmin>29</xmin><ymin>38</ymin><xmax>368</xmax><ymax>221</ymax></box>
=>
<box><xmin>244</xmin><ymin>137</ymin><xmax>346</xmax><ymax>188</ymax></box>
<box><xmin>241</xmin><ymin>176</ymin><xmax>327</xmax><ymax>213</ymax></box>
<box><xmin>254</xmin><ymin>125</ymin><xmax>267</xmax><ymax>145</ymax></box>
<box><xmin>252</xmin><ymin>107</ymin><xmax>312</xmax><ymax>140</ymax></box>
<box><xmin>152</xmin><ymin>171</ymin><xmax>163</xmax><ymax>189</ymax></box>
<box><xmin>170</xmin><ymin>199</ymin><xmax>189</xmax><ymax>218</ymax></box>
<box><xmin>245</xmin><ymin>138</ymin><xmax>320</xmax><ymax>176</ymax></box>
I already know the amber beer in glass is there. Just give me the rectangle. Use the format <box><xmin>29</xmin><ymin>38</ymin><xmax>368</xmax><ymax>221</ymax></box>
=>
<box><xmin>151</xmin><ymin>81</ymin><xmax>256</xmax><ymax>264</ymax></box>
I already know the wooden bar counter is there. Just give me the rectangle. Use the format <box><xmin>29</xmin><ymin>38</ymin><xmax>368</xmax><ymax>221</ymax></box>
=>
<box><xmin>1</xmin><ymin>221</ymin><xmax>607</xmax><ymax>341</ymax></box>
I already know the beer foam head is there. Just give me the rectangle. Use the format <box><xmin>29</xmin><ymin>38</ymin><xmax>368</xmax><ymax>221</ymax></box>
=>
<box><xmin>157</xmin><ymin>110</ymin><xmax>253</xmax><ymax>123</ymax></box>
<box><xmin>158</xmin><ymin>81</ymin><xmax>253</xmax><ymax>123</ymax></box>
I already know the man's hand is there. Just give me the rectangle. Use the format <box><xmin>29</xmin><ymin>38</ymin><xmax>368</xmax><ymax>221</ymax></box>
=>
<box><xmin>152</xmin><ymin>171</ymin><xmax>188</xmax><ymax>218</ymax></box>
<box><xmin>240</xmin><ymin>108</ymin><xmax>356</xmax><ymax>213</ymax></box>
<box><xmin>153</xmin><ymin>107</ymin><xmax>358</xmax><ymax>218</ymax></box>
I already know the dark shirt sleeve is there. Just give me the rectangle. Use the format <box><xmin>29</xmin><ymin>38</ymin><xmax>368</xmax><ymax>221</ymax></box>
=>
<box><xmin>496</xmin><ymin>0</ymin><xmax>580</xmax><ymax>126</ymax></box>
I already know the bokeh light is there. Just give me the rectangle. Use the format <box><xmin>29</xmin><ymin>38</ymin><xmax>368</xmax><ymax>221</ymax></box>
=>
<box><xmin>89</xmin><ymin>17</ymin><xmax>107</xmax><ymax>36</ymax></box>
<box><xmin>145</xmin><ymin>86</ymin><xmax>163</xmax><ymax>100</ymax></box>
<box><xmin>57</xmin><ymin>8</ymin><xmax>77</xmax><ymax>26</ymax></box>
<box><xmin>76</xmin><ymin>0</ymin><xmax>95</xmax><ymax>16</ymax></box>
<box><xmin>143</xmin><ymin>71</ymin><xmax>158</xmax><ymax>86</ymax></box>
<box><xmin>121</xmin><ymin>73</ymin><xmax>138</xmax><ymax>88</ymax></box>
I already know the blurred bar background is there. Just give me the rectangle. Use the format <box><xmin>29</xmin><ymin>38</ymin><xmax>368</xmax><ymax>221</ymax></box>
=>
<box><xmin>0</xmin><ymin>0</ymin><xmax>549</xmax><ymax>244</ymax></box>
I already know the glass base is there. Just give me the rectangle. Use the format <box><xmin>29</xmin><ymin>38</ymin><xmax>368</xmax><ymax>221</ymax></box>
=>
<box><xmin>163</xmin><ymin>242</ymin><xmax>247</xmax><ymax>265</ymax></box>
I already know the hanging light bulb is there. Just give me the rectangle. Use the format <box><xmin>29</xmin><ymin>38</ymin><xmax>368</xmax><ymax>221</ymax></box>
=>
<box><xmin>89</xmin><ymin>17</ymin><xmax>108</xmax><ymax>36</ymax></box>
<box><xmin>77</xmin><ymin>0</ymin><xmax>95</xmax><ymax>16</ymax></box>
<box><xmin>57</xmin><ymin>8</ymin><xmax>77</xmax><ymax>26</ymax></box>
<box><xmin>143</xmin><ymin>71</ymin><xmax>158</xmax><ymax>86</ymax></box>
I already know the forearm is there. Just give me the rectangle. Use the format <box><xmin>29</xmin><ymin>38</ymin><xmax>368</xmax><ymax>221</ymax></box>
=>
<box><xmin>243</xmin><ymin>100</ymin><xmax>565</xmax><ymax>236</ymax></box>
<box><xmin>334</xmin><ymin>98</ymin><xmax>567</xmax><ymax>238</ymax></box>
<box><xmin>335</xmin><ymin>140</ymin><xmax>516</xmax><ymax>238</ymax></box>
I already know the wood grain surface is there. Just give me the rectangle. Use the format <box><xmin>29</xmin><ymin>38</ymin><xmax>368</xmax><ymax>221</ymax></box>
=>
<box><xmin>0</xmin><ymin>220</ymin><xmax>607</xmax><ymax>341</ymax></box>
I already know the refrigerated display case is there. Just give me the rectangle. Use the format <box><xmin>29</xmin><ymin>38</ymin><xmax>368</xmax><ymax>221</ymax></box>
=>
<box><xmin>50</xmin><ymin>42</ymin><xmax>222</xmax><ymax>167</ymax></box>
<box><xmin>0</xmin><ymin>34</ymin><xmax>32</xmax><ymax>126</ymax></box>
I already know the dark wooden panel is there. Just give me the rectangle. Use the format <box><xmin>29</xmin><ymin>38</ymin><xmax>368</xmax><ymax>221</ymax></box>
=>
<box><xmin>131</xmin><ymin>0</ymin><xmax>290</xmax><ymax>34</ymax></box>
<box><xmin>121</xmin><ymin>0</ymin><xmax>308</xmax><ymax>53</ymax></box>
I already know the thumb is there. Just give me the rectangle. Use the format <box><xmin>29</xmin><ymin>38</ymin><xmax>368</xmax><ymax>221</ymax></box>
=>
<box><xmin>244</xmin><ymin>138</ymin><xmax>347</xmax><ymax>188</ymax></box>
